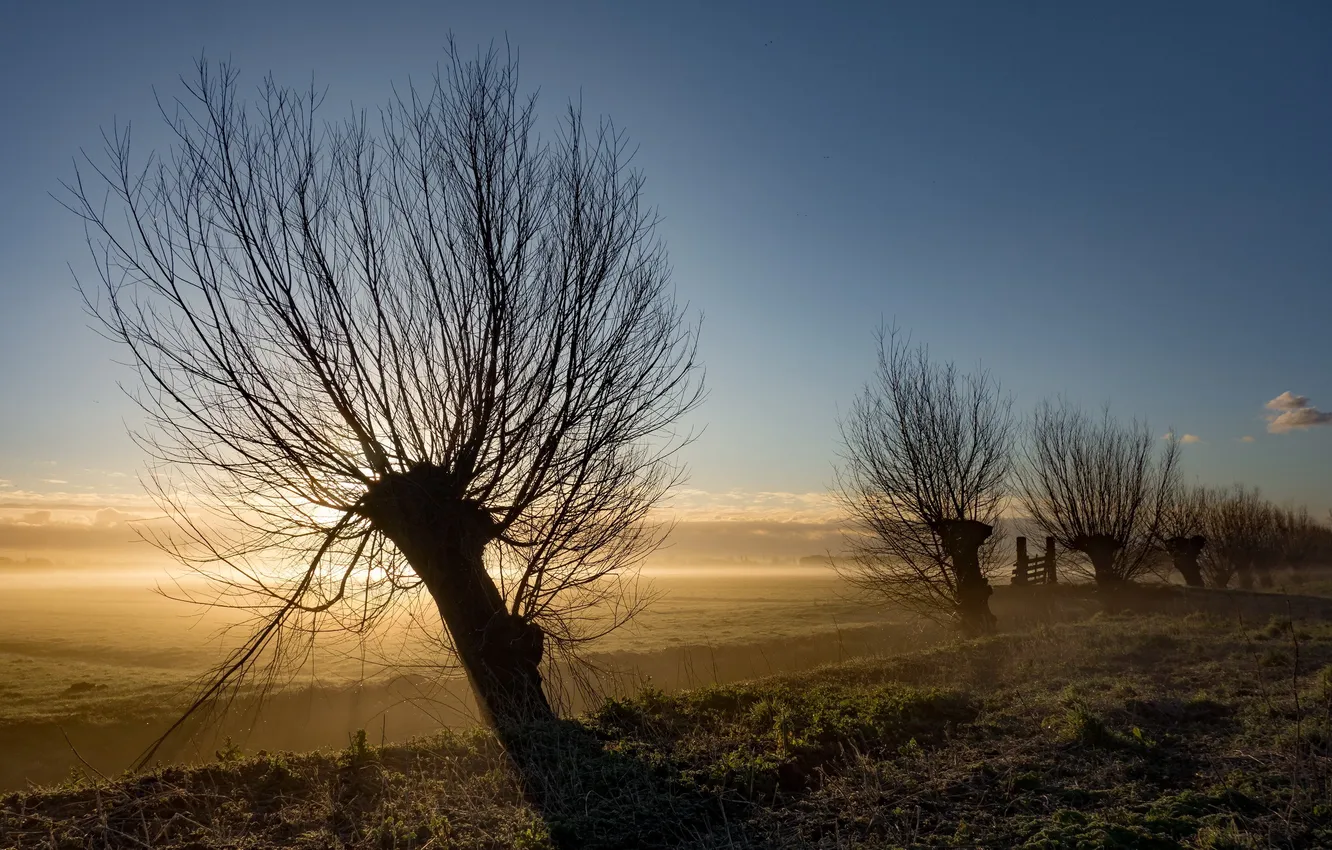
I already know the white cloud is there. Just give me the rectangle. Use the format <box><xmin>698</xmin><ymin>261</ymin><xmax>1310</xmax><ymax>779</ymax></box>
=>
<box><xmin>1163</xmin><ymin>432</ymin><xmax>1202</xmax><ymax>444</ymax></box>
<box><xmin>1266</xmin><ymin>391</ymin><xmax>1310</xmax><ymax>411</ymax></box>
<box><xmin>1239</xmin><ymin>435</ymin><xmax>1255</xmax><ymax>443</ymax></box>
<box><xmin>39</xmin><ymin>479</ymin><xmax>68</xmax><ymax>485</ymax></box>
<box><xmin>1265</xmin><ymin>392</ymin><xmax>1332</xmax><ymax>433</ymax></box>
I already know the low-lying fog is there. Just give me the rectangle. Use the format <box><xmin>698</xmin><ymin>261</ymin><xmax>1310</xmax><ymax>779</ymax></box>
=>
<box><xmin>1</xmin><ymin>562</ymin><xmax>930</xmax><ymax>789</ymax></box>
<box><xmin>1</xmin><ymin>564</ymin><xmax>884</xmax><ymax>694</ymax></box>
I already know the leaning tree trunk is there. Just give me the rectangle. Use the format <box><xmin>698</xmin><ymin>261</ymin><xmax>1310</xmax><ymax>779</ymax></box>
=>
<box><xmin>361</xmin><ymin>466</ymin><xmax>552</xmax><ymax>734</ymax></box>
<box><xmin>936</xmin><ymin>519</ymin><xmax>996</xmax><ymax>636</ymax></box>
<box><xmin>1165</xmin><ymin>535</ymin><xmax>1206</xmax><ymax>588</ymax></box>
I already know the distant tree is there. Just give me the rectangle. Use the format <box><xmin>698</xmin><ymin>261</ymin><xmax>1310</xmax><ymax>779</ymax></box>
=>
<box><xmin>63</xmin><ymin>45</ymin><xmax>702</xmax><ymax>762</ymax></box>
<box><xmin>1158</xmin><ymin>483</ymin><xmax>1210</xmax><ymax>587</ymax></box>
<box><xmin>1200</xmin><ymin>485</ymin><xmax>1275</xmax><ymax>589</ymax></box>
<box><xmin>1017</xmin><ymin>401</ymin><xmax>1180</xmax><ymax>595</ymax></box>
<box><xmin>1273</xmin><ymin>505</ymin><xmax>1320</xmax><ymax>583</ymax></box>
<box><xmin>834</xmin><ymin>328</ymin><xmax>1014</xmax><ymax>635</ymax></box>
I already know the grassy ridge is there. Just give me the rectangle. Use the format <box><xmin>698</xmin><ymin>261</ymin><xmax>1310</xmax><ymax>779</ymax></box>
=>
<box><xmin>4</xmin><ymin>596</ymin><xmax>1332</xmax><ymax>847</ymax></box>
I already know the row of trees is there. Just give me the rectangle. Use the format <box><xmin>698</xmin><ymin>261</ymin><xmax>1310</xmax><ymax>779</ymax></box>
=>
<box><xmin>835</xmin><ymin>330</ymin><xmax>1331</xmax><ymax>634</ymax></box>
<box><xmin>1162</xmin><ymin>485</ymin><xmax>1332</xmax><ymax>590</ymax></box>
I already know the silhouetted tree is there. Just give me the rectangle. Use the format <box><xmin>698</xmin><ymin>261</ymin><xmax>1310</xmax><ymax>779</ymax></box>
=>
<box><xmin>63</xmin><ymin>45</ymin><xmax>702</xmax><ymax>761</ymax></box>
<box><xmin>834</xmin><ymin>329</ymin><xmax>1014</xmax><ymax>635</ymax></box>
<box><xmin>1017</xmin><ymin>401</ymin><xmax>1179</xmax><ymax>595</ymax></box>
<box><xmin>1274</xmin><ymin>505</ymin><xmax>1320</xmax><ymax>583</ymax></box>
<box><xmin>1158</xmin><ymin>483</ymin><xmax>1210</xmax><ymax>587</ymax></box>
<box><xmin>1200</xmin><ymin>485</ymin><xmax>1274</xmax><ymax>589</ymax></box>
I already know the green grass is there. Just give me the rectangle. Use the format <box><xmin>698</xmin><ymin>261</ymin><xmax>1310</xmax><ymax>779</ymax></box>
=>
<box><xmin>5</xmin><ymin>594</ymin><xmax>1332</xmax><ymax>847</ymax></box>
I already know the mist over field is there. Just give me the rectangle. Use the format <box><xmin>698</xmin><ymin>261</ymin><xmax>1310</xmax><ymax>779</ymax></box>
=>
<box><xmin>0</xmin><ymin>558</ymin><xmax>935</xmax><ymax>790</ymax></box>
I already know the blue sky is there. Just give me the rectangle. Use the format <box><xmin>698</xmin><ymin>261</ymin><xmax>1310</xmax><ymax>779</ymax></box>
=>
<box><xmin>2</xmin><ymin>0</ymin><xmax>1330</xmax><ymax>523</ymax></box>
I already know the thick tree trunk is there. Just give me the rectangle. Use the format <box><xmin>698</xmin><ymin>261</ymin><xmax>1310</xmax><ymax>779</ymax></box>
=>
<box><xmin>361</xmin><ymin>467</ymin><xmax>553</xmax><ymax>734</ymax></box>
<box><xmin>1074</xmin><ymin>534</ymin><xmax>1124</xmax><ymax>611</ymax></box>
<box><xmin>935</xmin><ymin>519</ymin><xmax>996</xmax><ymax>636</ymax></box>
<box><xmin>1074</xmin><ymin>534</ymin><xmax>1122</xmax><ymax>589</ymax></box>
<box><xmin>1165</xmin><ymin>535</ymin><xmax>1206</xmax><ymax>588</ymax></box>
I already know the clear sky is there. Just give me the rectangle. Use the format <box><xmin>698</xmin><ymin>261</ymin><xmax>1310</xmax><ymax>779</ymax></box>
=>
<box><xmin>1</xmin><ymin>0</ymin><xmax>1330</xmax><ymax>547</ymax></box>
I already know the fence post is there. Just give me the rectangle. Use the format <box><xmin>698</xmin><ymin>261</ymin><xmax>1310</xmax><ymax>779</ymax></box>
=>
<box><xmin>1014</xmin><ymin>536</ymin><xmax>1029</xmax><ymax>585</ymax></box>
<box><xmin>1045</xmin><ymin>536</ymin><xmax>1057</xmax><ymax>584</ymax></box>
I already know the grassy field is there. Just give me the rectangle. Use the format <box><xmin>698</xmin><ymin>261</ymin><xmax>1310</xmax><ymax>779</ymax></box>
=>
<box><xmin>5</xmin><ymin>584</ymin><xmax>1332</xmax><ymax>848</ymax></box>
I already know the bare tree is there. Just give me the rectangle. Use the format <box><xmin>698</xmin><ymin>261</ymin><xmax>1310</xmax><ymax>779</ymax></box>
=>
<box><xmin>1202</xmin><ymin>486</ymin><xmax>1276</xmax><ymax>589</ymax></box>
<box><xmin>1158</xmin><ymin>482</ymin><xmax>1210</xmax><ymax>587</ymax></box>
<box><xmin>834</xmin><ymin>329</ymin><xmax>1014</xmax><ymax>635</ymax></box>
<box><xmin>1017</xmin><ymin>401</ymin><xmax>1180</xmax><ymax>592</ymax></box>
<box><xmin>62</xmin><ymin>45</ymin><xmax>703</xmax><ymax>759</ymax></box>
<box><xmin>1274</xmin><ymin>505</ymin><xmax>1320</xmax><ymax>583</ymax></box>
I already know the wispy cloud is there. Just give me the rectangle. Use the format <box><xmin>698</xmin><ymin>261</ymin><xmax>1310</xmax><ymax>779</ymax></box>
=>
<box><xmin>1266</xmin><ymin>392</ymin><xmax>1332</xmax><ymax>433</ymax></box>
<box><xmin>658</xmin><ymin>489</ymin><xmax>841</xmax><ymax>523</ymax></box>
<box><xmin>1239</xmin><ymin>435</ymin><xmax>1256</xmax><ymax>443</ymax></box>
<box><xmin>39</xmin><ymin>479</ymin><xmax>68</xmax><ymax>485</ymax></box>
<box><xmin>653</xmin><ymin>518</ymin><xmax>847</xmax><ymax>564</ymax></box>
<box><xmin>1163</xmin><ymin>432</ymin><xmax>1203</xmax><ymax>444</ymax></box>
<box><xmin>0</xmin><ymin>490</ymin><xmax>165</xmax><ymax>559</ymax></box>
<box><xmin>0</xmin><ymin>489</ymin><xmax>158</xmax><ymax>512</ymax></box>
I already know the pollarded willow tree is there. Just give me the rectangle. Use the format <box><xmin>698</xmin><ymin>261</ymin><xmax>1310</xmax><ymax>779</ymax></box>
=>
<box><xmin>834</xmin><ymin>329</ymin><xmax>1015</xmax><ymax>635</ymax></box>
<box><xmin>1017</xmin><ymin>401</ymin><xmax>1180</xmax><ymax>591</ymax></box>
<box><xmin>1157</xmin><ymin>482</ymin><xmax>1211</xmax><ymax>587</ymax></box>
<box><xmin>1203</xmin><ymin>485</ymin><xmax>1277</xmax><ymax>589</ymax></box>
<box><xmin>63</xmin><ymin>45</ymin><xmax>703</xmax><ymax>756</ymax></box>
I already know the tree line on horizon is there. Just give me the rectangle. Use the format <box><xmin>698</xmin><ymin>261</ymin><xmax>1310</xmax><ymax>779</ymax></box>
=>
<box><xmin>832</xmin><ymin>327</ymin><xmax>1332</xmax><ymax>636</ymax></box>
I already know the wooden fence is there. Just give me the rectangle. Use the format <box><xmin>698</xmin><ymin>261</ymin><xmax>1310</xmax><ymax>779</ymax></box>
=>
<box><xmin>1011</xmin><ymin>536</ymin><xmax>1057</xmax><ymax>585</ymax></box>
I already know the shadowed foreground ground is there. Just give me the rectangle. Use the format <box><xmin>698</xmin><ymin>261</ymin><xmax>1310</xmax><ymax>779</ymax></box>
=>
<box><xmin>5</xmin><ymin>585</ymin><xmax>1332</xmax><ymax>848</ymax></box>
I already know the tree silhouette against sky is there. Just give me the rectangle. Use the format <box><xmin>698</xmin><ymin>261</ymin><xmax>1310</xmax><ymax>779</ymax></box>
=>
<box><xmin>835</xmin><ymin>329</ymin><xmax>1014</xmax><ymax>635</ymax></box>
<box><xmin>1018</xmin><ymin>401</ymin><xmax>1179</xmax><ymax>597</ymax></box>
<box><xmin>63</xmin><ymin>42</ymin><xmax>703</xmax><ymax>759</ymax></box>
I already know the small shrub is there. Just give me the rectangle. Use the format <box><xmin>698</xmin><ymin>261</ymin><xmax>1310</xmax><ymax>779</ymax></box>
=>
<box><xmin>1196</xmin><ymin>820</ymin><xmax>1262</xmax><ymax>849</ymax></box>
<box><xmin>1049</xmin><ymin>703</ymin><xmax>1122</xmax><ymax>748</ymax></box>
<box><xmin>1259</xmin><ymin>648</ymin><xmax>1290</xmax><ymax>668</ymax></box>
<box><xmin>1264</xmin><ymin>617</ymin><xmax>1292</xmax><ymax>640</ymax></box>
<box><xmin>214</xmin><ymin>736</ymin><xmax>243</xmax><ymax>764</ymax></box>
